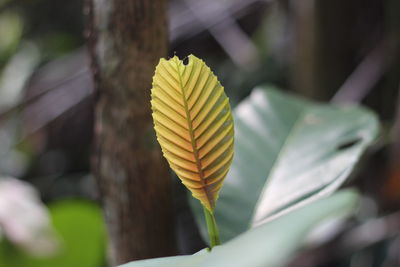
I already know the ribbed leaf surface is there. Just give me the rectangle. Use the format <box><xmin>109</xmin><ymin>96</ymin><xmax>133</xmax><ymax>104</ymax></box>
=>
<box><xmin>151</xmin><ymin>55</ymin><xmax>234</xmax><ymax>211</ymax></box>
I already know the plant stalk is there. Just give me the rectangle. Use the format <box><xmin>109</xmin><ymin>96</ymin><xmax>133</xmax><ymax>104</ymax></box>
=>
<box><xmin>203</xmin><ymin>207</ymin><xmax>220</xmax><ymax>249</ymax></box>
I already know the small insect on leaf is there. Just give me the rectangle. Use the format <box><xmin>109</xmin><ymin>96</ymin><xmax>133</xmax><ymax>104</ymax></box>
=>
<box><xmin>151</xmin><ymin>55</ymin><xmax>234</xmax><ymax>212</ymax></box>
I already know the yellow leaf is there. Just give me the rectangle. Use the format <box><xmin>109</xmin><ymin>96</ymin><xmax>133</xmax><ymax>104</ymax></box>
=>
<box><xmin>151</xmin><ymin>55</ymin><xmax>234</xmax><ymax>212</ymax></box>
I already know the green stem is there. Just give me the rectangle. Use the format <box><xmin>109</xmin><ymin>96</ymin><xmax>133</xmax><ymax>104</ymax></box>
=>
<box><xmin>203</xmin><ymin>207</ymin><xmax>220</xmax><ymax>249</ymax></box>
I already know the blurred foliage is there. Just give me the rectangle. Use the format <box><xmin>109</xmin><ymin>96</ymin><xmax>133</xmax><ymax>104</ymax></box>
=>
<box><xmin>0</xmin><ymin>0</ymin><xmax>398</xmax><ymax>266</ymax></box>
<box><xmin>0</xmin><ymin>11</ymin><xmax>22</xmax><ymax>63</ymax></box>
<box><xmin>0</xmin><ymin>200</ymin><xmax>106</xmax><ymax>267</ymax></box>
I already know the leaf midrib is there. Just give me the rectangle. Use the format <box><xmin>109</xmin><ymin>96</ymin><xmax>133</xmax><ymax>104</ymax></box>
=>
<box><xmin>175</xmin><ymin>59</ymin><xmax>214</xmax><ymax>211</ymax></box>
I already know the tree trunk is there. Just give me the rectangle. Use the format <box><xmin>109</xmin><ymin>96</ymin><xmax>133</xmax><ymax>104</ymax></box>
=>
<box><xmin>290</xmin><ymin>0</ymin><xmax>384</xmax><ymax>101</ymax></box>
<box><xmin>85</xmin><ymin>0</ymin><xmax>176</xmax><ymax>265</ymax></box>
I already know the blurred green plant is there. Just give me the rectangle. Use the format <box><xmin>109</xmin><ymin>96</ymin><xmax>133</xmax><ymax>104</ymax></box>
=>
<box><xmin>0</xmin><ymin>11</ymin><xmax>22</xmax><ymax>63</ymax></box>
<box><xmin>0</xmin><ymin>200</ymin><xmax>106</xmax><ymax>267</ymax></box>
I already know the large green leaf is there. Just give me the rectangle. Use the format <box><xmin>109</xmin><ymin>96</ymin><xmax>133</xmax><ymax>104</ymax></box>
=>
<box><xmin>120</xmin><ymin>189</ymin><xmax>359</xmax><ymax>267</ymax></box>
<box><xmin>191</xmin><ymin>86</ymin><xmax>378</xmax><ymax>242</ymax></box>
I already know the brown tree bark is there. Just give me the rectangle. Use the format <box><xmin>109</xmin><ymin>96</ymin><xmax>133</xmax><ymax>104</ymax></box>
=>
<box><xmin>85</xmin><ymin>0</ymin><xmax>176</xmax><ymax>265</ymax></box>
<box><xmin>290</xmin><ymin>0</ymin><xmax>384</xmax><ymax>101</ymax></box>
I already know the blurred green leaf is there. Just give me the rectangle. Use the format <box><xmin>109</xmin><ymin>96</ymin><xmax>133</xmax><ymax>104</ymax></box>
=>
<box><xmin>0</xmin><ymin>12</ymin><xmax>23</xmax><ymax>61</ymax></box>
<box><xmin>191</xmin><ymin>86</ymin><xmax>378</xmax><ymax>242</ymax></box>
<box><xmin>121</xmin><ymin>189</ymin><xmax>359</xmax><ymax>267</ymax></box>
<box><xmin>0</xmin><ymin>200</ymin><xmax>106</xmax><ymax>267</ymax></box>
<box><xmin>120</xmin><ymin>254</ymin><xmax>207</xmax><ymax>267</ymax></box>
<box><xmin>0</xmin><ymin>43</ymin><xmax>40</xmax><ymax>111</ymax></box>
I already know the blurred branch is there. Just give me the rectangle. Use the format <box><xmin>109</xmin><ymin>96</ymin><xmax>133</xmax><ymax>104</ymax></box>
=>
<box><xmin>332</xmin><ymin>37</ymin><xmax>399</xmax><ymax>104</ymax></box>
<box><xmin>170</xmin><ymin>0</ymin><xmax>269</xmax><ymax>42</ymax></box>
<box><xmin>180</xmin><ymin>0</ymin><xmax>264</xmax><ymax>69</ymax></box>
<box><xmin>20</xmin><ymin>69</ymin><xmax>92</xmax><ymax>139</ymax></box>
<box><xmin>383</xmin><ymin>83</ymin><xmax>400</xmax><ymax>203</ymax></box>
<box><xmin>0</xmin><ymin>69</ymin><xmax>89</xmax><ymax>124</ymax></box>
<box><xmin>392</xmin><ymin>83</ymin><xmax>400</xmax><ymax>152</ymax></box>
<box><xmin>391</xmin><ymin>83</ymin><xmax>400</xmax><ymax>155</ymax></box>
